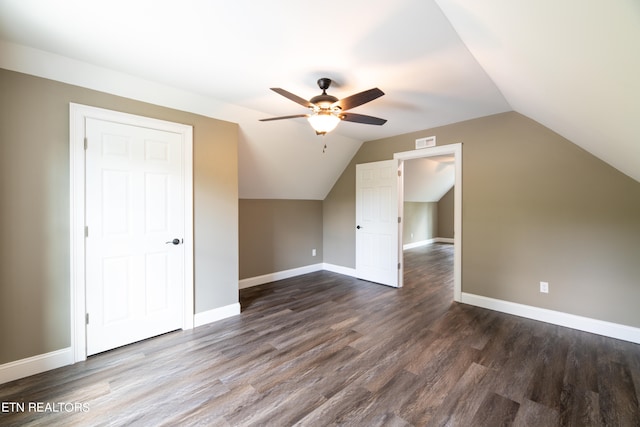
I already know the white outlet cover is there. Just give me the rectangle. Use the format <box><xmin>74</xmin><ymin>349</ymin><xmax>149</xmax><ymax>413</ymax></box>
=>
<box><xmin>540</xmin><ymin>281</ymin><xmax>549</xmax><ymax>293</ymax></box>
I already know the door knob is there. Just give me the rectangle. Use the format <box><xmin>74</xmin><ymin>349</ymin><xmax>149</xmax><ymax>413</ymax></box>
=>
<box><xmin>166</xmin><ymin>238</ymin><xmax>182</xmax><ymax>245</ymax></box>
<box><xmin>356</xmin><ymin>225</ymin><xmax>362</xmax><ymax>229</ymax></box>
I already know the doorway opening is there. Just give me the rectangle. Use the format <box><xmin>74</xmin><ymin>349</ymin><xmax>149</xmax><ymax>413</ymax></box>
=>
<box><xmin>394</xmin><ymin>143</ymin><xmax>462</xmax><ymax>301</ymax></box>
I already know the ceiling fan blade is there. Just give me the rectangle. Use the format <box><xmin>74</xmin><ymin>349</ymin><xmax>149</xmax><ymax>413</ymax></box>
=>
<box><xmin>334</xmin><ymin>88</ymin><xmax>384</xmax><ymax>111</ymax></box>
<box><xmin>270</xmin><ymin>88</ymin><xmax>313</xmax><ymax>108</ymax></box>
<box><xmin>340</xmin><ymin>112</ymin><xmax>387</xmax><ymax>126</ymax></box>
<box><xmin>259</xmin><ymin>114</ymin><xmax>309</xmax><ymax>122</ymax></box>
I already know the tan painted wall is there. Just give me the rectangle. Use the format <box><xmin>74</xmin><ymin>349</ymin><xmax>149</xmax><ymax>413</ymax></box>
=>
<box><xmin>403</xmin><ymin>202</ymin><xmax>438</xmax><ymax>244</ymax></box>
<box><xmin>323</xmin><ymin>112</ymin><xmax>640</xmax><ymax>327</ymax></box>
<box><xmin>437</xmin><ymin>187</ymin><xmax>454</xmax><ymax>239</ymax></box>
<box><xmin>239</xmin><ymin>199</ymin><xmax>323</xmax><ymax>279</ymax></box>
<box><xmin>0</xmin><ymin>69</ymin><xmax>239</xmax><ymax>364</ymax></box>
<box><xmin>402</xmin><ymin>190</ymin><xmax>454</xmax><ymax>244</ymax></box>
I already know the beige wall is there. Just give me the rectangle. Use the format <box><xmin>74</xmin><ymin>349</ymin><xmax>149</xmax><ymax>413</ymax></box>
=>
<box><xmin>403</xmin><ymin>202</ymin><xmax>438</xmax><ymax>244</ymax></box>
<box><xmin>0</xmin><ymin>69</ymin><xmax>239</xmax><ymax>364</ymax></box>
<box><xmin>402</xmin><ymin>190</ymin><xmax>454</xmax><ymax>244</ymax></box>
<box><xmin>437</xmin><ymin>187</ymin><xmax>454</xmax><ymax>239</ymax></box>
<box><xmin>239</xmin><ymin>199</ymin><xmax>323</xmax><ymax>279</ymax></box>
<box><xmin>323</xmin><ymin>112</ymin><xmax>640</xmax><ymax>328</ymax></box>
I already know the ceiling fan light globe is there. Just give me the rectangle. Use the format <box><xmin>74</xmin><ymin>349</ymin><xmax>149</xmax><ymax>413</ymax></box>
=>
<box><xmin>308</xmin><ymin>112</ymin><xmax>340</xmax><ymax>134</ymax></box>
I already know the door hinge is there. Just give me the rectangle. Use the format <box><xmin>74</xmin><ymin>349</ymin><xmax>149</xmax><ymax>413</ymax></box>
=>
<box><xmin>398</xmin><ymin>262</ymin><xmax>401</xmax><ymax>270</ymax></box>
<box><xmin>84</xmin><ymin>137</ymin><xmax>88</xmax><ymax>150</ymax></box>
<box><xmin>85</xmin><ymin>226</ymin><xmax>89</xmax><ymax>237</ymax></box>
<box><xmin>397</xmin><ymin>170</ymin><xmax>402</xmax><ymax>177</ymax></box>
<box><xmin>85</xmin><ymin>313</ymin><xmax>89</xmax><ymax>325</ymax></box>
<box><xmin>398</xmin><ymin>217</ymin><xmax>401</xmax><ymax>223</ymax></box>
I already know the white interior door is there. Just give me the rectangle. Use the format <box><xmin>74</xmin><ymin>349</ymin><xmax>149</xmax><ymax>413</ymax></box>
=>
<box><xmin>355</xmin><ymin>159</ymin><xmax>401</xmax><ymax>287</ymax></box>
<box><xmin>85</xmin><ymin>117</ymin><xmax>185</xmax><ymax>355</ymax></box>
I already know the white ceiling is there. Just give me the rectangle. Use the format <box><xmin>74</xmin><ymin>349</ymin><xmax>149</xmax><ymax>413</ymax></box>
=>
<box><xmin>436</xmin><ymin>0</ymin><xmax>640</xmax><ymax>185</ymax></box>
<box><xmin>0</xmin><ymin>0</ymin><xmax>637</xmax><ymax>199</ymax></box>
<box><xmin>404</xmin><ymin>156</ymin><xmax>455</xmax><ymax>202</ymax></box>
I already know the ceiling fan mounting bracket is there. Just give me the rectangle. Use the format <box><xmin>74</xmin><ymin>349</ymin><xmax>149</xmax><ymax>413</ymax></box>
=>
<box><xmin>317</xmin><ymin>78</ymin><xmax>332</xmax><ymax>91</ymax></box>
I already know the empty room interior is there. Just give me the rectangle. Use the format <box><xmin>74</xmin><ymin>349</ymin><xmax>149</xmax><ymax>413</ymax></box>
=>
<box><xmin>1</xmin><ymin>1</ymin><xmax>639</xmax><ymax>425</ymax></box>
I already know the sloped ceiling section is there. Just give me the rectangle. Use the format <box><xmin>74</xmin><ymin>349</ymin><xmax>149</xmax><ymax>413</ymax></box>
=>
<box><xmin>435</xmin><ymin>0</ymin><xmax>640</xmax><ymax>183</ymax></box>
<box><xmin>0</xmin><ymin>0</ymin><xmax>637</xmax><ymax>200</ymax></box>
<box><xmin>0</xmin><ymin>0</ymin><xmax>510</xmax><ymax>199</ymax></box>
<box><xmin>404</xmin><ymin>156</ymin><xmax>455</xmax><ymax>202</ymax></box>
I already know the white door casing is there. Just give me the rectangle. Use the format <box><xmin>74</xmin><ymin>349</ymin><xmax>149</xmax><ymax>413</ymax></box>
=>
<box><xmin>394</xmin><ymin>143</ymin><xmax>462</xmax><ymax>301</ymax></box>
<box><xmin>355</xmin><ymin>159</ymin><xmax>401</xmax><ymax>287</ymax></box>
<box><xmin>70</xmin><ymin>104</ymin><xmax>194</xmax><ymax>361</ymax></box>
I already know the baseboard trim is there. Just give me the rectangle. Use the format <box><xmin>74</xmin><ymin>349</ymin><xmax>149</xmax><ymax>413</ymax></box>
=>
<box><xmin>435</xmin><ymin>237</ymin><xmax>455</xmax><ymax>244</ymax></box>
<box><xmin>239</xmin><ymin>264</ymin><xmax>324</xmax><ymax>289</ymax></box>
<box><xmin>461</xmin><ymin>292</ymin><xmax>640</xmax><ymax>344</ymax></box>
<box><xmin>0</xmin><ymin>347</ymin><xmax>73</xmax><ymax>385</ymax></box>
<box><xmin>194</xmin><ymin>303</ymin><xmax>241</xmax><ymax>327</ymax></box>
<box><xmin>239</xmin><ymin>263</ymin><xmax>357</xmax><ymax>289</ymax></box>
<box><xmin>322</xmin><ymin>263</ymin><xmax>357</xmax><ymax>277</ymax></box>
<box><xmin>403</xmin><ymin>238</ymin><xmax>435</xmax><ymax>250</ymax></box>
<box><xmin>403</xmin><ymin>237</ymin><xmax>454</xmax><ymax>250</ymax></box>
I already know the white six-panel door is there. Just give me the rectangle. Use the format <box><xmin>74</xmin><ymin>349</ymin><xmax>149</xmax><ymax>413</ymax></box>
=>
<box><xmin>355</xmin><ymin>159</ymin><xmax>400</xmax><ymax>287</ymax></box>
<box><xmin>85</xmin><ymin>118</ymin><xmax>185</xmax><ymax>355</ymax></box>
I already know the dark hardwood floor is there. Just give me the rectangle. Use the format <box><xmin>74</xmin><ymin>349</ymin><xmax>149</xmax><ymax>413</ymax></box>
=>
<box><xmin>1</xmin><ymin>243</ymin><xmax>639</xmax><ymax>426</ymax></box>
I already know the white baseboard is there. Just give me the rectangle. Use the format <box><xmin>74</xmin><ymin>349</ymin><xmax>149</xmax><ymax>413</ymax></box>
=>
<box><xmin>435</xmin><ymin>237</ymin><xmax>455</xmax><ymax>244</ymax></box>
<box><xmin>403</xmin><ymin>237</ymin><xmax>454</xmax><ymax>250</ymax></box>
<box><xmin>461</xmin><ymin>292</ymin><xmax>640</xmax><ymax>344</ymax></box>
<box><xmin>0</xmin><ymin>347</ymin><xmax>73</xmax><ymax>385</ymax></box>
<box><xmin>322</xmin><ymin>263</ymin><xmax>357</xmax><ymax>277</ymax></box>
<box><xmin>194</xmin><ymin>303</ymin><xmax>241</xmax><ymax>327</ymax></box>
<box><xmin>403</xmin><ymin>238</ymin><xmax>435</xmax><ymax>250</ymax></box>
<box><xmin>239</xmin><ymin>263</ymin><xmax>324</xmax><ymax>289</ymax></box>
<box><xmin>239</xmin><ymin>263</ymin><xmax>357</xmax><ymax>289</ymax></box>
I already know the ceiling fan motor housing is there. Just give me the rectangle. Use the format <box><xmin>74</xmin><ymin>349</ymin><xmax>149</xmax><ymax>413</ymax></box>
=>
<box><xmin>310</xmin><ymin>93</ymin><xmax>339</xmax><ymax>108</ymax></box>
<box><xmin>310</xmin><ymin>78</ymin><xmax>340</xmax><ymax>109</ymax></box>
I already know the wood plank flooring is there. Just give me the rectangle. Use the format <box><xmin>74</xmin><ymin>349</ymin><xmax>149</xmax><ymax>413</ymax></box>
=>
<box><xmin>1</xmin><ymin>243</ymin><xmax>639</xmax><ymax>426</ymax></box>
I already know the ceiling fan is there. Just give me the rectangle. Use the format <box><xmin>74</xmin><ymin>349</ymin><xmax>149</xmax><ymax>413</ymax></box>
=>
<box><xmin>260</xmin><ymin>78</ymin><xmax>387</xmax><ymax>135</ymax></box>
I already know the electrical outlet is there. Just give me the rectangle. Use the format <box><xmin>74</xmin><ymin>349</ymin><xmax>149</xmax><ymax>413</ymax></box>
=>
<box><xmin>540</xmin><ymin>281</ymin><xmax>549</xmax><ymax>293</ymax></box>
<box><xmin>312</xmin><ymin>249</ymin><xmax>316</xmax><ymax>257</ymax></box>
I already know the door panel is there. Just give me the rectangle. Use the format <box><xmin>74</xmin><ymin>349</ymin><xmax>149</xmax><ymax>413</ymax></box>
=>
<box><xmin>85</xmin><ymin>118</ymin><xmax>184</xmax><ymax>355</ymax></box>
<box><xmin>102</xmin><ymin>256</ymin><xmax>131</xmax><ymax>323</ymax></box>
<box><xmin>146</xmin><ymin>252</ymin><xmax>169</xmax><ymax>312</ymax></box>
<box><xmin>355</xmin><ymin>160</ymin><xmax>400</xmax><ymax>287</ymax></box>
<box><xmin>145</xmin><ymin>174</ymin><xmax>169</xmax><ymax>232</ymax></box>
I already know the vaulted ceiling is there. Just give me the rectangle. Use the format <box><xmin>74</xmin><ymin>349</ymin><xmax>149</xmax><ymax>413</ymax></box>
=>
<box><xmin>1</xmin><ymin>0</ymin><xmax>637</xmax><ymax>199</ymax></box>
<box><xmin>404</xmin><ymin>156</ymin><xmax>455</xmax><ymax>202</ymax></box>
